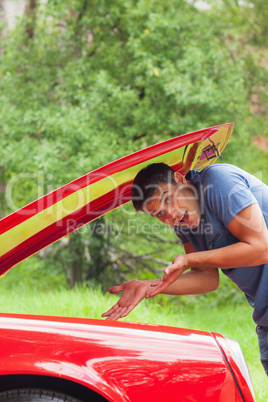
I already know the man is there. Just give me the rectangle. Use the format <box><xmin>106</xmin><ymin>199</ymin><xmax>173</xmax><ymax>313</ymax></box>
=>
<box><xmin>102</xmin><ymin>162</ymin><xmax>268</xmax><ymax>375</ymax></box>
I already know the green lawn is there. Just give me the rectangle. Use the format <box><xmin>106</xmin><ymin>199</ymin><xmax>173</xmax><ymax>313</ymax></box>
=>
<box><xmin>0</xmin><ymin>286</ymin><xmax>266</xmax><ymax>401</ymax></box>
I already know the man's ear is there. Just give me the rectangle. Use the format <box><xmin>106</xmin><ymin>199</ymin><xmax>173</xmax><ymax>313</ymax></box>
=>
<box><xmin>174</xmin><ymin>170</ymin><xmax>187</xmax><ymax>185</ymax></box>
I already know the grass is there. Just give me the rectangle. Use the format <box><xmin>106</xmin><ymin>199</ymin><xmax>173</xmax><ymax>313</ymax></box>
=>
<box><xmin>0</xmin><ymin>285</ymin><xmax>266</xmax><ymax>401</ymax></box>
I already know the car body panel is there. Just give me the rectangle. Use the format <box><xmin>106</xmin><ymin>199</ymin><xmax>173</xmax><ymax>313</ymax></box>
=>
<box><xmin>213</xmin><ymin>333</ymin><xmax>255</xmax><ymax>402</ymax></box>
<box><xmin>0</xmin><ymin>313</ymin><xmax>251</xmax><ymax>402</ymax></box>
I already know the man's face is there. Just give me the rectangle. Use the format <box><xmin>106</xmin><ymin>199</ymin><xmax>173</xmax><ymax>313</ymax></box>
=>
<box><xmin>143</xmin><ymin>179</ymin><xmax>201</xmax><ymax>228</ymax></box>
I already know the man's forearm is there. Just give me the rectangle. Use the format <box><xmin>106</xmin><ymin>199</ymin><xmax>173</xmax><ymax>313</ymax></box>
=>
<box><xmin>161</xmin><ymin>268</ymin><xmax>219</xmax><ymax>295</ymax></box>
<box><xmin>144</xmin><ymin>269</ymin><xmax>219</xmax><ymax>296</ymax></box>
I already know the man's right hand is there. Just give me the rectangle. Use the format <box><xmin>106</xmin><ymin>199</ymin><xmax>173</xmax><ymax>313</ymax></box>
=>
<box><xmin>102</xmin><ymin>279</ymin><xmax>156</xmax><ymax>320</ymax></box>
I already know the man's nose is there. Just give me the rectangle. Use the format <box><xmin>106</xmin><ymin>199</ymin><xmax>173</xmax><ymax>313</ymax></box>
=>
<box><xmin>168</xmin><ymin>208</ymin><xmax>177</xmax><ymax>220</ymax></box>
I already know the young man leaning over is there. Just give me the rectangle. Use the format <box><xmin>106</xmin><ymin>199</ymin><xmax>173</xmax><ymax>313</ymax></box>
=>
<box><xmin>102</xmin><ymin>163</ymin><xmax>268</xmax><ymax>375</ymax></box>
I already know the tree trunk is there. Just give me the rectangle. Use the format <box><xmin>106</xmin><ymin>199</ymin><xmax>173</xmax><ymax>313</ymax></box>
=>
<box><xmin>69</xmin><ymin>258</ymin><xmax>83</xmax><ymax>289</ymax></box>
<box><xmin>68</xmin><ymin>232</ymin><xmax>84</xmax><ymax>289</ymax></box>
<box><xmin>0</xmin><ymin>0</ymin><xmax>6</xmax><ymax>38</ymax></box>
<box><xmin>0</xmin><ymin>0</ymin><xmax>5</xmax><ymax>20</ymax></box>
<box><xmin>25</xmin><ymin>0</ymin><xmax>37</xmax><ymax>39</ymax></box>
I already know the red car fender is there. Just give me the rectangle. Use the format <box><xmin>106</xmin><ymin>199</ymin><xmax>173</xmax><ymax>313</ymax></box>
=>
<box><xmin>0</xmin><ymin>314</ymin><xmax>248</xmax><ymax>402</ymax></box>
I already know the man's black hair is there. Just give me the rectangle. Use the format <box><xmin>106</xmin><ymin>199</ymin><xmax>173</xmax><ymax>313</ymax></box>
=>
<box><xmin>131</xmin><ymin>163</ymin><xmax>176</xmax><ymax>212</ymax></box>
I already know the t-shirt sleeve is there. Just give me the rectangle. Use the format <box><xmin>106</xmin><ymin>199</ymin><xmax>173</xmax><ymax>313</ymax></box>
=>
<box><xmin>203</xmin><ymin>166</ymin><xmax>258</xmax><ymax>228</ymax></box>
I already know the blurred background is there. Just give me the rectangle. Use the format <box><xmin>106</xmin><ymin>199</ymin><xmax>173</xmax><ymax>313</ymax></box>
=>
<box><xmin>0</xmin><ymin>0</ymin><xmax>267</xmax><ymax>397</ymax></box>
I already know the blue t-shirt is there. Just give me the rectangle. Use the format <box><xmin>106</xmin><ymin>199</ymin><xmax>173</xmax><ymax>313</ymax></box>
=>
<box><xmin>173</xmin><ymin>164</ymin><xmax>268</xmax><ymax>329</ymax></box>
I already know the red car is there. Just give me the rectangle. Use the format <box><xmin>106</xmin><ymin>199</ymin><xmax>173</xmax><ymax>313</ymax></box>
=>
<box><xmin>0</xmin><ymin>312</ymin><xmax>255</xmax><ymax>402</ymax></box>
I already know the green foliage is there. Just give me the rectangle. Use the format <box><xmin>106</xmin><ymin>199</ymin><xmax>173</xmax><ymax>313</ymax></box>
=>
<box><xmin>0</xmin><ymin>255</ymin><xmax>69</xmax><ymax>292</ymax></box>
<box><xmin>207</xmin><ymin>0</ymin><xmax>268</xmax><ymax>46</ymax></box>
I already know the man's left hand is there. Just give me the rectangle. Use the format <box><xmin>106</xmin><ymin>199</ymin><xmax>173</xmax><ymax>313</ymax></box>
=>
<box><xmin>145</xmin><ymin>254</ymin><xmax>189</xmax><ymax>298</ymax></box>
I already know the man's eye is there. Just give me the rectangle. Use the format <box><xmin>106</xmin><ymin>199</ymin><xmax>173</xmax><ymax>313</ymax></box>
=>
<box><xmin>166</xmin><ymin>196</ymin><xmax>172</xmax><ymax>203</ymax></box>
<box><xmin>157</xmin><ymin>210</ymin><xmax>164</xmax><ymax>218</ymax></box>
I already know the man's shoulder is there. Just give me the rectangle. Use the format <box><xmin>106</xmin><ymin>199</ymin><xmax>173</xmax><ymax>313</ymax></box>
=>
<box><xmin>196</xmin><ymin>164</ymin><xmax>248</xmax><ymax>209</ymax></box>
<box><xmin>201</xmin><ymin>163</ymin><xmax>239</xmax><ymax>177</ymax></box>
<box><xmin>190</xmin><ymin>163</ymin><xmax>238</xmax><ymax>185</ymax></box>
<box><xmin>198</xmin><ymin>163</ymin><xmax>248</xmax><ymax>186</ymax></box>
